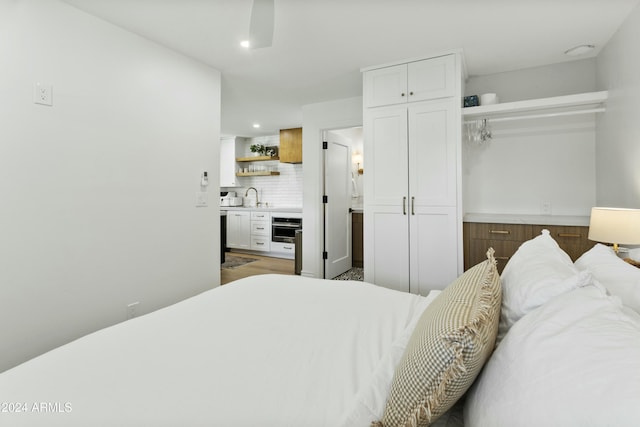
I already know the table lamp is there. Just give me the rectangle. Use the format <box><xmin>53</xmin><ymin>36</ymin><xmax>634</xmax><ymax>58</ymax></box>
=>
<box><xmin>588</xmin><ymin>207</ymin><xmax>640</xmax><ymax>254</ymax></box>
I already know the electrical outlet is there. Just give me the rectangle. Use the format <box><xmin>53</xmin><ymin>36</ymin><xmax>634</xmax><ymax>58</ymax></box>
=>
<box><xmin>195</xmin><ymin>191</ymin><xmax>208</xmax><ymax>207</ymax></box>
<box><xmin>541</xmin><ymin>201</ymin><xmax>552</xmax><ymax>215</ymax></box>
<box><xmin>34</xmin><ymin>83</ymin><xmax>53</xmax><ymax>106</ymax></box>
<box><xmin>127</xmin><ymin>302</ymin><xmax>139</xmax><ymax>320</ymax></box>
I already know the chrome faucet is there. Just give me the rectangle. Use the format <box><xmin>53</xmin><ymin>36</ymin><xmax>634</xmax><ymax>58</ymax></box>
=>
<box><xmin>245</xmin><ymin>187</ymin><xmax>260</xmax><ymax>206</ymax></box>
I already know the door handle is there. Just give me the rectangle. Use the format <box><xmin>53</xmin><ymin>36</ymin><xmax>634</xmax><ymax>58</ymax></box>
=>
<box><xmin>411</xmin><ymin>196</ymin><xmax>415</xmax><ymax>215</ymax></box>
<box><xmin>403</xmin><ymin>197</ymin><xmax>407</xmax><ymax>215</ymax></box>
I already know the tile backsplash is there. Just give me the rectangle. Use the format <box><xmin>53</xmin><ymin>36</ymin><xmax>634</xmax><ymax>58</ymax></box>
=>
<box><xmin>222</xmin><ymin>134</ymin><xmax>303</xmax><ymax>208</ymax></box>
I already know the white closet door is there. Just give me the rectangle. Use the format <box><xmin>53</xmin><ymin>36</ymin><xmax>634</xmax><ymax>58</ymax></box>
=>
<box><xmin>364</xmin><ymin>106</ymin><xmax>408</xmax><ymax>207</ymax></box>
<box><xmin>364</xmin><ymin>206</ymin><xmax>410</xmax><ymax>292</ymax></box>
<box><xmin>364</xmin><ymin>106</ymin><xmax>410</xmax><ymax>291</ymax></box>
<box><xmin>408</xmin><ymin>100</ymin><xmax>457</xmax><ymax>207</ymax></box>
<box><xmin>410</xmin><ymin>206</ymin><xmax>459</xmax><ymax>294</ymax></box>
<box><xmin>407</xmin><ymin>55</ymin><xmax>455</xmax><ymax>102</ymax></box>
<box><xmin>363</xmin><ymin>64</ymin><xmax>408</xmax><ymax>108</ymax></box>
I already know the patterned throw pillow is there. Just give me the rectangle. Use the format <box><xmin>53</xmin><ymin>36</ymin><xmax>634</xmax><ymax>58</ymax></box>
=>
<box><xmin>373</xmin><ymin>249</ymin><xmax>501</xmax><ymax>427</ymax></box>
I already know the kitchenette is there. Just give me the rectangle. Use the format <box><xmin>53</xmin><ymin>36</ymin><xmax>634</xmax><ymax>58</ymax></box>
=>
<box><xmin>220</xmin><ymin>129</ymin><xmax>303</xmax><ymax>270</ymax></box>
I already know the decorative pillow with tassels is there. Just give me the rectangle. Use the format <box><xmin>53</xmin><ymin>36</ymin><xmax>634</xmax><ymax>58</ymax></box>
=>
<box><xmin>372</xmin><ymin>248</ymin><xmax>502</xmax><ymax>427</ymax></box>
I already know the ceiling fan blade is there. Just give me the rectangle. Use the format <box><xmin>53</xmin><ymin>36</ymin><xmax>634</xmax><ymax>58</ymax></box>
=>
<box><xmin>249</xmin><ymin>0</ymin><xmax>274</xmax><ymax>48</ymax></box>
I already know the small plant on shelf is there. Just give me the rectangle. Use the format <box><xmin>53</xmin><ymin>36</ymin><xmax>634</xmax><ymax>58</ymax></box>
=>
<box><xmin>250</xmin><ymin>144</ymin><xmax>277</xmax><ymax>157</ymax></box>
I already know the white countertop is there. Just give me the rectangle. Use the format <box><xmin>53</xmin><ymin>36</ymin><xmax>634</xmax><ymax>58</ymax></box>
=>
<box><xmin>464</xmin><ymin>212</ymin><xmax>590</xmax><ymax>226</ymax></box>
<box><xmin>221</xmin><ymin>206</ymin><xmax>302</xmax><ymax>213</ymax></box>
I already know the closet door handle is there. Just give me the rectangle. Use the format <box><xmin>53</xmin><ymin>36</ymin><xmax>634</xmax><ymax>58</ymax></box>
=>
<box><xmin>411</xmin><ymin>196</ymin><xmax>415</xmax><ymax>215</ymax></box>
<box><xmin>403</xmin><ymin>197</ymin><xmax>407</xmax><ymax>215</ymax></box>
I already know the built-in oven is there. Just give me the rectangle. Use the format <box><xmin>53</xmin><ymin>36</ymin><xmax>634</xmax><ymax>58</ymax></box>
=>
<box><xmin>272</xmin><ymin>216</ymin><xmax>302</xmax><ymax>243</ymax></box>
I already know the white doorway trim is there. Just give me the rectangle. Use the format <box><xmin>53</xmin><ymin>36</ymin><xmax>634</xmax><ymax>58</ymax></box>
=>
<box><xmin>301</xmin><ymin>97</ymin><xmax>363</xmax><ymax>279</ymax></box>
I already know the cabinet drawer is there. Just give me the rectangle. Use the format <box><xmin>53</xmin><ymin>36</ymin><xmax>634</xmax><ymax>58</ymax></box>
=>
<box><xmin>468</xmin><ymin>223</ymin><xmax>531</xmax><ymax>241</ymax></box>
<box><xmin>531</xmin><ymin>225</ymin><xmax>594</xmax><ymax>261</ymax></box>
<box><xmin>251</xmin><ymin>211</ymin><xmax>270</xmax><ymax>220</ymax></box>
<box><xmin>251</xmin><ymin>237</ymin><xmax>270</xmax><ymax>252</ymax></box>
<box><xmin>270</xmin><ymin>241</ymin><xmax>295</xmax><ymax>254</ymax></box>
<box><xmin>251</xmin><ymin>221</ymin><xmax>269</xmax><ymax>236</ymax></box>
<box><xmin>469</xmin><ymin>240</ymin><xmax>522</xmax><ymax>274</ymax></box>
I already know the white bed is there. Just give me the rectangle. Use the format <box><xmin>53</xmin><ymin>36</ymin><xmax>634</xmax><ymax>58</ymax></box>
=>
<box><xmin>4</xmin><ymin>232</ymin><xmax>639</xmax><ymax>427</ymax></box>
<box><xmin>0</xmin><ymin>274</ymin><xmax>440</xmax><ymax>426</ymax></box>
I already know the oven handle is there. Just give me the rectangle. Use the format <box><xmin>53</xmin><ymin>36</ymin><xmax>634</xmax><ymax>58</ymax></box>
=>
<box><xmin>272</xmin><ymin>223</ymin><xmax>302</xmax><ymax>228</ymax></box>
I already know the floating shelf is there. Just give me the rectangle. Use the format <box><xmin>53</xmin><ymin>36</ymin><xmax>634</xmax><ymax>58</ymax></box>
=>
<box><xmin>236</xmin><ymin>156</ymin><xmax>280</xmax><ymax>162</ymax></box>
<box><xmin>236</xmin><ymin>171</ymin><xmax>280</xmax><ymax>177</ymax></box>
<box><xmin>463</xmin><ymin>91</ymin><xmax>608</xmax><ymax>123</ymax></box>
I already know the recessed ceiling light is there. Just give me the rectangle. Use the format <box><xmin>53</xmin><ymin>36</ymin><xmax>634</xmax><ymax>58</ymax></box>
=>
<box><xmin>252</xmin><ymin>123</ymin><xmax>261</xmax><ymax>128</ymax></box>
<box><xmin>240</xmin><ymin>40</ymin><xmax>250</xmax><ymax>48</ymax></box>
<box><xmin>564</xmin><ymin>44</ymin><xmax>595</xmax><ymax>56</ymax></box>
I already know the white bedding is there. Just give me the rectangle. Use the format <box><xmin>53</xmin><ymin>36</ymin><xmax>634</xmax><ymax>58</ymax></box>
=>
<box><xmin>0</xmin><ymin>274</ymin><xmax>439</xmax><ymax>427</ymax></box>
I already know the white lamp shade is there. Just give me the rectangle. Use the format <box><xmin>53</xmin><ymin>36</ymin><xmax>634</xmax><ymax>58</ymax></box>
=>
<box><xmin>588</xmin><ymin>207</ymin><xmax>640</xmax><ymax>245</ymax></box>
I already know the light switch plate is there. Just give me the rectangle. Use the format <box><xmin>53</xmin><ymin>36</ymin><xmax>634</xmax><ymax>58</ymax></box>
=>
<box><xmin>196</xmin><ymin>191</ymin><xmax>208</xmax><ymax>207</ymax></box>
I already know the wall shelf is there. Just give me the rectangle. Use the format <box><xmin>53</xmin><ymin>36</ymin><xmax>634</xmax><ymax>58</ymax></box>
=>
<box><xmin>236</xmin><ymin>171</ymin><xmax>280</xmax><ymax>177</ymax></box>
<box><xmin>463</xmin><ymin>91</ymin><xmax>608</xmax><ymax>123</ymax></box>
<box><xmin>236</xmin><ymin>156</ymin><xmax>279</xmax><ymax>162</ymax></box>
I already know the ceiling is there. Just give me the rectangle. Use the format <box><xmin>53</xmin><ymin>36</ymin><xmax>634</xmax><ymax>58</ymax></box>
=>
<box><xmin>61</xmin><ymin>0</ymin><xmax>639</xmax><ymax>138</ymax></box>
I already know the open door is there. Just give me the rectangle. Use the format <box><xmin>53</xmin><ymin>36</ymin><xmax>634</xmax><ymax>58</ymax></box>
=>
<box><xmin>323</xmin><ymin>130</ymin><xmax>353</xmax><ymax>278</ymax></box>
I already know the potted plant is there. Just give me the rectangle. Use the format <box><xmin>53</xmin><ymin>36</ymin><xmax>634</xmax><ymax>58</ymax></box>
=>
<box><xmin>250</xmin><ymin>144</ymin><xmax>277</xmax><ymax>157</ymax></box>
<box><xmin>249</xmin><ymin>144</ymin><xmax>266</xmax><ymax>156</ymax></box>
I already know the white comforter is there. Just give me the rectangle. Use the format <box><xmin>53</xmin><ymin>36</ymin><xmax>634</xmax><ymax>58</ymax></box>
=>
<box><xmin>0</xmin><ymin>274</ymin><xmax>437</xmax><ymax>426</ymax></box>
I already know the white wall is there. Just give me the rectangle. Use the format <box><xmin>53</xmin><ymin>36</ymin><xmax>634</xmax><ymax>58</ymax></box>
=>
<box><xmin>301</xmin><ymin>97</ymin><xmax>362</xmax><ymax>278</ymax></box>
<box><xmin>463</xmin><ymin>60</ymin><xmax>598</xmax><ymax>216</ymax></box>
<box><xmin>0</xmin><ymin>0</ymin><xmax>221</xmax><ymax>372</ymax></box>
<box><xmin>596</xmin><ymin>2</ymin><xmax>640</xmax><ymax>207</ymax></box>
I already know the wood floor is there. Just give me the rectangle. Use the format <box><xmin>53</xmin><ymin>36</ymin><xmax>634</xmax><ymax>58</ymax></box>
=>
<box><xmin>220</xmin><ymin>251</ymin><xmax>296</xmax><ymax>285</ymax></box>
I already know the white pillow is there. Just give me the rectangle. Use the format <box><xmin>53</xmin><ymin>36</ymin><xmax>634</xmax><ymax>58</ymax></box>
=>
<box><xmin>465</xmin><ymin>285</ymin><xmax>640</xmax><ymax>427</ymax></box>
<box><xmin>498</xmin><ymin>229</ymin><xmax>590</xmax><ymax>342</ymax></box>
<box><xmin>575</xmin><ymin>243</ymin><xmax>640</xmax><ymax>314</ymax></box>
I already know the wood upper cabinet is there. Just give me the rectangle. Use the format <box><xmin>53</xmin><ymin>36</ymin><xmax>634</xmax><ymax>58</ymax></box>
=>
<box><xmin>363</xmin><ymin>54</ymin><xmax>456</xmax><ymax>108</ymax></box>
<box><xmin>279</xmin><ymin>127</ymin><xmax>302</xmax><ymax>163</ymax></box>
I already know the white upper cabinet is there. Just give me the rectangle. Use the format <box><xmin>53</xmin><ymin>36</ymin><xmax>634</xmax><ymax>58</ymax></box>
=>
<box><xmin>220</xmin><ymin>136</ymin><xmax>243</xmax><ymax>187</ymax></box>
<box><xmin>363</xmin><ymin>54</ymin><xmax>456</xmax><ymax>108</ymax></box>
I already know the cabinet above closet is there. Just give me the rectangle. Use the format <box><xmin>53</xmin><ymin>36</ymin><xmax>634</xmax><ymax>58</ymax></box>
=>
<box><xmin>362</xmin><ymin>54</ymin><xmax>456</xmax><ymax>107</ymax></box>
<box><xmin>463</xmin><ymin>91</ymin><xmax>608</xmax><ymax>123</ymax></box>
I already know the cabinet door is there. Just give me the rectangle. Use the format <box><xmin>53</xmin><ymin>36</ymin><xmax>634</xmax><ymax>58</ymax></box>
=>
<box><xmin>364</xmin><ymin>106</ymin><xmax>408</xmax><ymax>207</ymax></box>
<box><xmin>220</xmin><ymin>137</ymin><xmax>238</xmax><ymax>187</ymax></box>
<box><xmin>363</xmin><ymin>206</ymin><xmax>410</xmax><ymax>293</ymax></box>
<box><xmin>408</xmin><ymin>100</ymin><xmax>457</xmax><ymax>207</ymax></box>
<box><xmin>407</xmin><ymin>55</ymin><xmax>456</xmax><ymax>102</ymax></box>
<box><xmin>226</xmin><ymin>211</ymin><xmax>250</xmax><ymax>249</ymax></box>
<box><xmin>410</xmin><ymin>206</ymin><xmax>459</xmax><ymax>294</ymax></box>
<box><xmin>279</xmin><ymin>128</ymin><xmax>302</xmax><ymax>163</ymax></box>
<box><xmin>363</xmin><ymin>64</ymin><xmax>408</xmax><ymax>107</ymax></box>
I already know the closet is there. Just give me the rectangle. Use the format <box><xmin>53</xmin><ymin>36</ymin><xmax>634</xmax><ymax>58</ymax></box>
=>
<box><xmin>362</xmin><ymin>52</ymin><xmax>463</xmax><ymax>295</ymax></box>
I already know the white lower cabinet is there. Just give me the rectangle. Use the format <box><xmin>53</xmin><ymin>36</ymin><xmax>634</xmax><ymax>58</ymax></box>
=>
<box><xmin>250</xmin><ymin>211</ymin><xmax>270</xmax><ymax>252</ymax></box>
<box><xmin>270</xmin><ymin>241</ymin><xmax>296</xmax><ymax>259</ymax></box>
<box><xmin>226</xmin><ymin>211</ymin><xmax>250</xmax><ymax>249</ymax></box>
<box><xmin>225</xmin><ymin>209</ymin><xmax>300</xmax><ymax>258</ymax></box>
